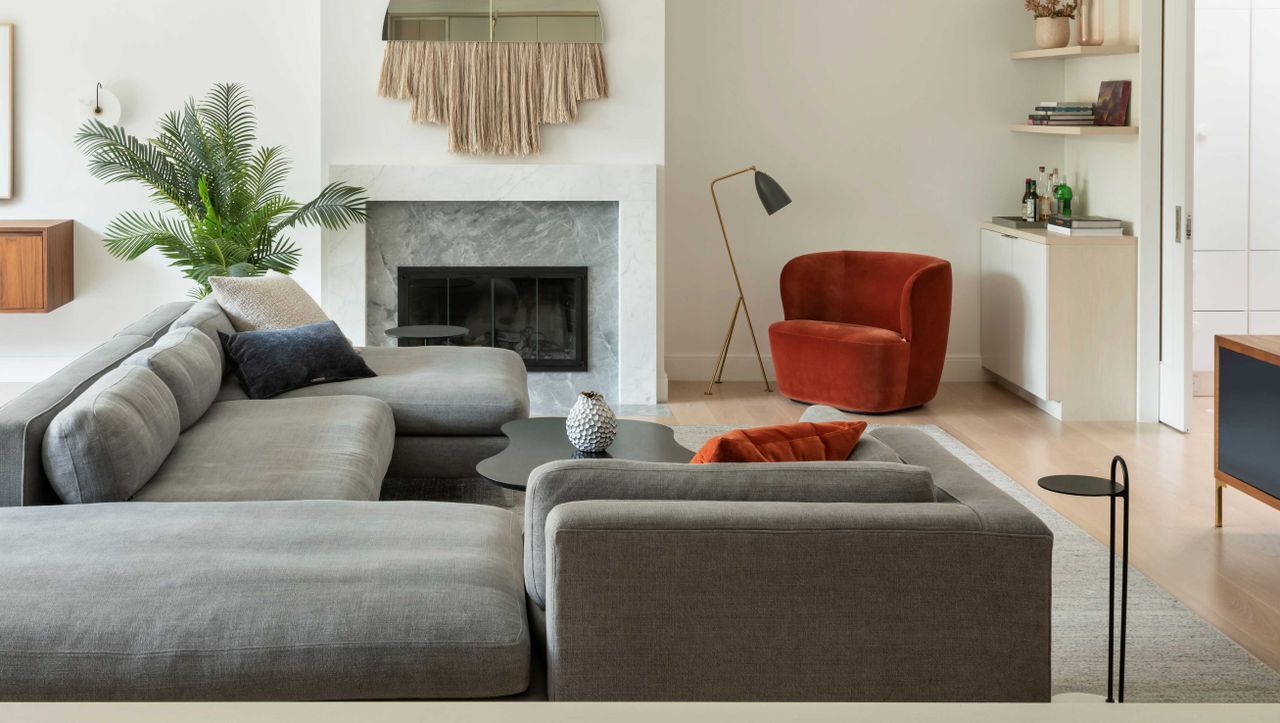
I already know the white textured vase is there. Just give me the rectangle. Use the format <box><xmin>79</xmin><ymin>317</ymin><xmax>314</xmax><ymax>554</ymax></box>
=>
<box><xmin>565</xmin><ymin>391</ymin><xmax>618</xmax><ymax>453</ymax></box>
<box><xmin>1035</xmin><ymin>16</ymin><xmax>1072</xmax><ymax>49</ymax></box>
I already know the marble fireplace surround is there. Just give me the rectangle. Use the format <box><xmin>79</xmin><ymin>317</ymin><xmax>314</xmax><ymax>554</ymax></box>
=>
<box><xmin>322</xmin><ymin>164</ymin><xmax>660</xmax><ymax>408</ymax></box>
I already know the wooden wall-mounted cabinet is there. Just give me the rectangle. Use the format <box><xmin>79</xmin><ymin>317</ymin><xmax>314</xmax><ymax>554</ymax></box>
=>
<box><xmin>0</xmin><ymin>220</ymin><xmax>74</xmax><ymax>313</ymax></box>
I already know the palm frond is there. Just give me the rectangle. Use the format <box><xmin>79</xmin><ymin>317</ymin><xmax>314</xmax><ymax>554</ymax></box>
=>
<box><xmin>246</xmin><ymin>146</ymin><xmax>291</xmax><ymax>206</ymax></box>
<box><xmin>272</xmin><ymin>182</ymin><xmax>369</xmax><ymax>233</ymax></box>
<box><xmin>199</xmin><ymin>83</ymin><xmax>256</xmax><ymax>167</ymax></box>
<box><xmin>101</xmin><ymin>211</ymin><xmax>196</xmax><ymax>261</ymax></box>
<box><xmin>74</xmin><ymin>121</ymin><xmax>192</xmax><ymax>215</ymax></box>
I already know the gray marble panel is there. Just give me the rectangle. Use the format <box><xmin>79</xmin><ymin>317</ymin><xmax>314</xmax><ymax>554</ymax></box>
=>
<box><xmin>367</xmin><ymin>201</ymin><xmax>620</xmax><ymax>415</ymax></box>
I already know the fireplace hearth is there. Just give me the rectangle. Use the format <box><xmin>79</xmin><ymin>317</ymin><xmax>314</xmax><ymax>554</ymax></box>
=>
<box><xmin>398</xmin><ymin>266</ymin><xmax>588</xmax><ymax>372</ymax></box>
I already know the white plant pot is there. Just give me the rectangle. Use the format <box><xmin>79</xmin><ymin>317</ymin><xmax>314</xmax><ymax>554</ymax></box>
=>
<box><xmin>1035</xmin><ymin>17</ymin><xmax>1072</xmax><ymax>49</ymax></box>
<box><xmin>565</xmin><ymin>392</ymin><xmax>618</xmax><ymax>453</ymax></box>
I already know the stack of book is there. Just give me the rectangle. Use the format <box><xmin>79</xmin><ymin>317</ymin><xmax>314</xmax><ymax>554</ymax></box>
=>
<box><xmin>1047</xmin><ymin>215</ymin><xmax>1124</xmax><ymax>237</ymax></box>
<box><xmin>1027</xmin><ymin>101</ymin><xmax>1096</xmax><ymax>127</ymax></box>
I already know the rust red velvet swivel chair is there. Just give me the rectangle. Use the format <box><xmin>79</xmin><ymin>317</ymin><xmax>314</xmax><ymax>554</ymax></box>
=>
<box><xmin>768</xmin><ymin>251</ymin><xmax>953</xmax><ymax>413</ymax></box>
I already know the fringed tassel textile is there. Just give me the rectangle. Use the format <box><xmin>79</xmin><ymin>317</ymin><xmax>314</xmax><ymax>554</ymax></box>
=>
<box><xmin>378</xmin><ymin>41</ymin><xmax>609</xmax><ymax>156</ymax></box>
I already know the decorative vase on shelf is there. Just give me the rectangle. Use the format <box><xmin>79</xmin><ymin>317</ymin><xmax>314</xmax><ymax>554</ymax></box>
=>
<box><xmin>1035</xmin><ymin>16</ymin><xmax>1072</xmax><ymax>49</ymax></box>
<box><xmin>1078</xmin><ymin>0</ymin><xmax>1105</xmax><ymax>46</ymax></box>
<box><xmin>566</xmin><ymin>391</ymin><xmax>618</xmax><ymax>453</ymax></box>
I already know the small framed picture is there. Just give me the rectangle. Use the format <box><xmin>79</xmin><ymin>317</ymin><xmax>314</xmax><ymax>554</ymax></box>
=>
<box><xmin>0</xmin><ymin>23</ymin><xmax>11</xmax><ymax>199</ymax></box>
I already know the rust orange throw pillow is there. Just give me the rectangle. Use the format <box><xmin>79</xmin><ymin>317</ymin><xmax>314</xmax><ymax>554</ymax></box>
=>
<box><xmin>690</xmin><ymin>421</ymin><xmax>869</xmax><ymax>464</ymax></box>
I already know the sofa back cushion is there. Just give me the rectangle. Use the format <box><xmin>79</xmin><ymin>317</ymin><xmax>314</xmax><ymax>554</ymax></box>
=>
<box><xmin>170</xmin><ymin>296</ymin><xmax>237</xmax><ymax>349</ymax></box>
<box><xmin>42</xmin><ymin>366</ymin><xmax>181</xmax><ymax>504</ymax></box>
<box><xmin>522</xmin><ymin>459</ymin><xmax>938</xmax><ymax>608</ymax></box>
<box><xmin>122</xmin><ymin>327</ymin><xmax>223</xmax><ymax>431</ymax></box>
<box><xmin>0</xmin><ymin>304</ymin><xmax>192</xmax><ymax>508</ymax></box>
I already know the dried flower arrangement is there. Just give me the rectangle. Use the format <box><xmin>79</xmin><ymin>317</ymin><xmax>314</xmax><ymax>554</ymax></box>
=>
<box><xmin>1024</xmin><ymin>0</ymin><xmax>1078</xmax><ymax>18</ymax></box>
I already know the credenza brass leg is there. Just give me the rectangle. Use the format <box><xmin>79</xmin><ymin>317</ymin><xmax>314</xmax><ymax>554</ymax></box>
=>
<box><xmin>1215</xmin><ymin>483</ymin><xmax>1224</xmax><ymax>528</ymax></box>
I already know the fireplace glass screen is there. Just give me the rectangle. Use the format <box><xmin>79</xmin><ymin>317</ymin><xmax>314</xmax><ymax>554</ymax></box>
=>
<box><xmin>398</xmin><ymin>267</ymin><xmax>588</xmax><ymax>371</ymax></box>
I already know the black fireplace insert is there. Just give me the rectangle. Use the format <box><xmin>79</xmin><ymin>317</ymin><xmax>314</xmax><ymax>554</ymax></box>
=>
<box><xmin>397</xmin><ymin>266</ymin><xmax>588</xmax><ymax>372</ymax></box>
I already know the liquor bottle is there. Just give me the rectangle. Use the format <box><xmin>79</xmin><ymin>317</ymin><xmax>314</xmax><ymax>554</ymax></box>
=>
<box><xmin>1049</xmin><ymin>168</ymin><xmax>1061</xmax><ymax>216</ymax></box>
<box><xmin>1055</xmin><ymin>176</ymin><xmax>1074</xmax><ymax>218</ymax></box>
<box><xmin>1022</xmin><ymin>179</ymin><xmax>1038</xmax><ymax>222</ymax></box>
<box><xmin>1037</xmin><ymin>167</ymin><xmax>1051</xmax><ymax>221</ymax></box>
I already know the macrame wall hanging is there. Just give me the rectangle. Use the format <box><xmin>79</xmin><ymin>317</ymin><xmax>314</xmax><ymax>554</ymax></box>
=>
<box><xmin>378</xmin><ymin>0</ymin><xmax>608</xmax><ymax>156</ymax></box>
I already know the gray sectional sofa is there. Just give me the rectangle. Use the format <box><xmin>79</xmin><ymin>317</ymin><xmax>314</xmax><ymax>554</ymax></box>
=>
<box><xmin>0</xmin><ymin>303</ymin><xmax>1053</xmax><ymax>702</ymax></box>
<box><xmin>0</xmin><ymin>299</ymin><xmax>529</xmax><ymax>507</ymax></box>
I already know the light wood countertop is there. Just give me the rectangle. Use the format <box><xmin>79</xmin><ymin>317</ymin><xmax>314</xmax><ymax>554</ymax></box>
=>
<box><xmin>981</xmin><ymin>222</ymin><xmax>1138</xmax><ymax>247</ymax></box>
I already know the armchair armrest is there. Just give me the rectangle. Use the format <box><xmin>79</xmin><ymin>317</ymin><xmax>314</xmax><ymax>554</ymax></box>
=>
<box><xmin>543</xmin><ymin>499</ymin><xmax>1051</xmax><ymax>702</ymax></box>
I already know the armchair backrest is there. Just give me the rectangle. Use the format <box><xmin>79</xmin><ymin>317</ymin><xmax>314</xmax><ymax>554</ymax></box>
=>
<box><xmin>779</xmin><ymin>251</ymin><xmax>951</xmax><ymax>338</ymax></box>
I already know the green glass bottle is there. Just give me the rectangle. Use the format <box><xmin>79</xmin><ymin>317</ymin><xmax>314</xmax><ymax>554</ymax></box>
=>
<box><xmin>1055</xmin><ymin>178</ymin><xmax>1074</xmax><ymax>218</ymax></box>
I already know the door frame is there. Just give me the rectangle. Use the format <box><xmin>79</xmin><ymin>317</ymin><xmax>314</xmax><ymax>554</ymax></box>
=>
<box><xmin>1156</xmin><ymin>0</ymin><xmax>1196</xmax><ymax>432</ymax></box>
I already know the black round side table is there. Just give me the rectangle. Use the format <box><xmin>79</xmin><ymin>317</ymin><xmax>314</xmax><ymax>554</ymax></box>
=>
<box><xmin>1039</xmin><ymin>457</ymin><xmax>1130</xmax><ymax>703</ymax></box>
<box><xmin>385</xmin><ymin>325</ymin><xmax>470</xmax><ymax>348</ymax></box>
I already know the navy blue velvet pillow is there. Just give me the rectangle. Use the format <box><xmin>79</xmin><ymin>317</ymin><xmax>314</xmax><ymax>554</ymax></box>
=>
<box><xmin>219</xmin><ymin>321</ymin><xmax>377</xmax><ymax>400</ymax></box>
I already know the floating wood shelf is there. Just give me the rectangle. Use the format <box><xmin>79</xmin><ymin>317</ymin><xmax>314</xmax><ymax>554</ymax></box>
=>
<box><xmin>1010</xmin><ymin>125</ymin><xmax>1139</xmax><ymax>136</ymax></box>
<box><xmin>0</xmin><ymin>220</ymin><xmax>75</xmax><ymax>314</ymax></box>
<box><xmin>1011</xmin><ymin>45</ymin><xmax>1140</xmax><ymax>60</ymax></box>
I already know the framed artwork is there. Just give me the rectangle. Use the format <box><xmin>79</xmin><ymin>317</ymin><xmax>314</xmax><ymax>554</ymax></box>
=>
<box><xmin>0</xmin><ymin>23</ymin><xmax>11</xmax><ymax>199</ymax></box>
<box><xmin>1094</xmin><ymin>80</ymin><xmax>1132</xmax><ymax>128</ymax></box>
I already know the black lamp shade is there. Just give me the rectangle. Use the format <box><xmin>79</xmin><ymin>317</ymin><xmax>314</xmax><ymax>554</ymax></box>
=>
<box><xmin>754</xmin><ymin>171</ymin><xmax>793</xmax><ymax>216</ymax></box>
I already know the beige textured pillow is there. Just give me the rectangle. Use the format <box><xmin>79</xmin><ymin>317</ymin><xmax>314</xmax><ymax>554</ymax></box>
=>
<box><xmin>209</xmin><ymin>275</ymin><xmax>329</xmax><ymax>332</ymax></box>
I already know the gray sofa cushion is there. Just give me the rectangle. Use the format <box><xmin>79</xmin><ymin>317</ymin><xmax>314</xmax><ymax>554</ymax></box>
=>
<box><xmin>113</xmin><ymin>302</ymin><xmax>194</xmax><ymax>343</ymax></box>
<box><xmin>134</xmin><ymin>396</ymin><xmax>395</xmax><ymax>502</ymax></box>
<box><xmin>259</xmin><ymin>346</ymin><xmax>530</xmax><ymax>436</ymax></box>
<box><xmin>0</xmin><ymin>500</ymin><xmax>531</xmax><ymax>701</ymax></box>
<box><xmin>41</xmin><ymin>367</ymin><xmax>180</xmax><ymax>504</ymax></box>
<box><xmin>169</xmin><ymin>296</ymin><xmax>236</xmax><ymax>348</ymax></box>
<box><xmin>849</xmin><ymin>434</ymin><xmax>904</xmax><ymax>463</ymax></box>
<box><xmin>0</xmin><ymin>333</ymin><xmax>178</xmax><ymax>507</ymax></box>
<box><xmin>122</xmin><ymin>327</ymin><xmax>222</xmax><ymax>431</ymax></box>
<box><xmin>523</xmin><ymin>459</ymin><xmax>938</xmax><ymax>608</ymax></box>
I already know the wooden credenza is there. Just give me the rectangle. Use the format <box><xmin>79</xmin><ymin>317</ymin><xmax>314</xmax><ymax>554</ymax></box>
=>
<box><xmin>979</xmin><ymin>224</ymin><xmax>1137</xmax><ymax>421</ymax></box>
<box><xmin>1216</xmin><ymin>335</ymin><xmax>1280</xmax><ymax>525</ymax></box>
<box><xmin>0</xmin><ymin>220</ymin><xmax>74</xmax><ymax>313</ymax></box>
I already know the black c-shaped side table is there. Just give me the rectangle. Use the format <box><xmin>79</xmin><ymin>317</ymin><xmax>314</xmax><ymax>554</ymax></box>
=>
<box><xmin>1038</xmin><ymin>456</ymin><xmax>1130</xmax><ymax>703</ymax></box>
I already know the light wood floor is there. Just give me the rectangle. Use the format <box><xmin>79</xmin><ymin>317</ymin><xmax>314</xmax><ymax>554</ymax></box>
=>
<box><xmin>648</xmin><ymin>381</ymin><xmax>1280</xmax><ymax>675</ymax></box>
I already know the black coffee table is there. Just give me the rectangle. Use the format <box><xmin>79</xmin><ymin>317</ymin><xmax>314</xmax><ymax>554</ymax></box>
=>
<box><xmin>386</xmin><ymin>325</ymin><xmax>470</xmax><ymax>347</ymax></box>
<box><xmin>477</xmin><ymin>417</ymin><xmax>694</xmax><ymax>491</ymax></box>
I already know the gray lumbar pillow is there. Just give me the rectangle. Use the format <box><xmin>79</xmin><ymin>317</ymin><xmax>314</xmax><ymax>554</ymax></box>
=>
<box><xmin>42</xmin><ymin>366</ymin><xmax>180</xmax><ymax>504</ymax></box>
<box><xmin>122</xmin><ymin>326</ymin><xmax>222</xmax><ymax>431</ymax></box>
<box><xmin>169</xmin><ymin>296</ymin><xmax>236</xmax><ymax>348</ymax></box>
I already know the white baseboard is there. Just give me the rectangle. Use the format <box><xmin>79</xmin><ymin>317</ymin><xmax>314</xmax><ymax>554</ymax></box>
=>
<box><xmin>0</xmin><ymin>357</ymin><xmax>78</xmax><ymax>384</ymax></box>
<box><xmin>665</xmin><ymin>354</ymin><xmax>989</xmax><ymax>384</ymax></box>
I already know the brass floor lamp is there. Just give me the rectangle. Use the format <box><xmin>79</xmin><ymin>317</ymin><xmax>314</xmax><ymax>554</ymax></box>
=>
<box><xmin>705</xmin><ymin>166</ymin><xmax>793</xmax><ymax>396</ymax></box>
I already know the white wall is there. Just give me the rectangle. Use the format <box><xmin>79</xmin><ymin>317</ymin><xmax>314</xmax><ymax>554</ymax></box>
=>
<box><xmin>664</xmin><ymin>0</ymin><xmax>1062</xmax><ymax>382</ymax></box>
<box><xmin>320</xmin><ymin>0</ymin><xmax>665</xmax><ymax>166</ymax></box>
<box><xmin>0</xmin><ymin>0</ymin><xmax>322</xmax><ymax>382</ymax></box>
<box><xmin>0</xmin><ymin>0</ymin><xmax>664</xmax><ymax>385</ymax></box>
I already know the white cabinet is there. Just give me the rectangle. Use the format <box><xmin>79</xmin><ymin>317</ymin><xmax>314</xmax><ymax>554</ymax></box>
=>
<box><xmin>980</xmin><ymin>229</ymin><xmax>1048</xmax><ymax>400</ymax></box>
<box><xmin>1192</xmin><ymin>3</ymin><xmax>1280</xmax><ymax>388</ymax></box>
<box><xmin>980</xmin><ymin>226</ymin><xmax>1138</xmax><ymax>421</ymax></box>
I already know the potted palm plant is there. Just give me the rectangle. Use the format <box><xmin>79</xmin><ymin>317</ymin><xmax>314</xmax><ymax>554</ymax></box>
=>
<box><xmin>1025</xmin><ymin>0</ymin><xmax>1078</xmax><ymax>49</ymax></box>
<box><xmin>75</xmin><ymin>83</ymin><xmax>368</xmax><ymax>298</ymax></box>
